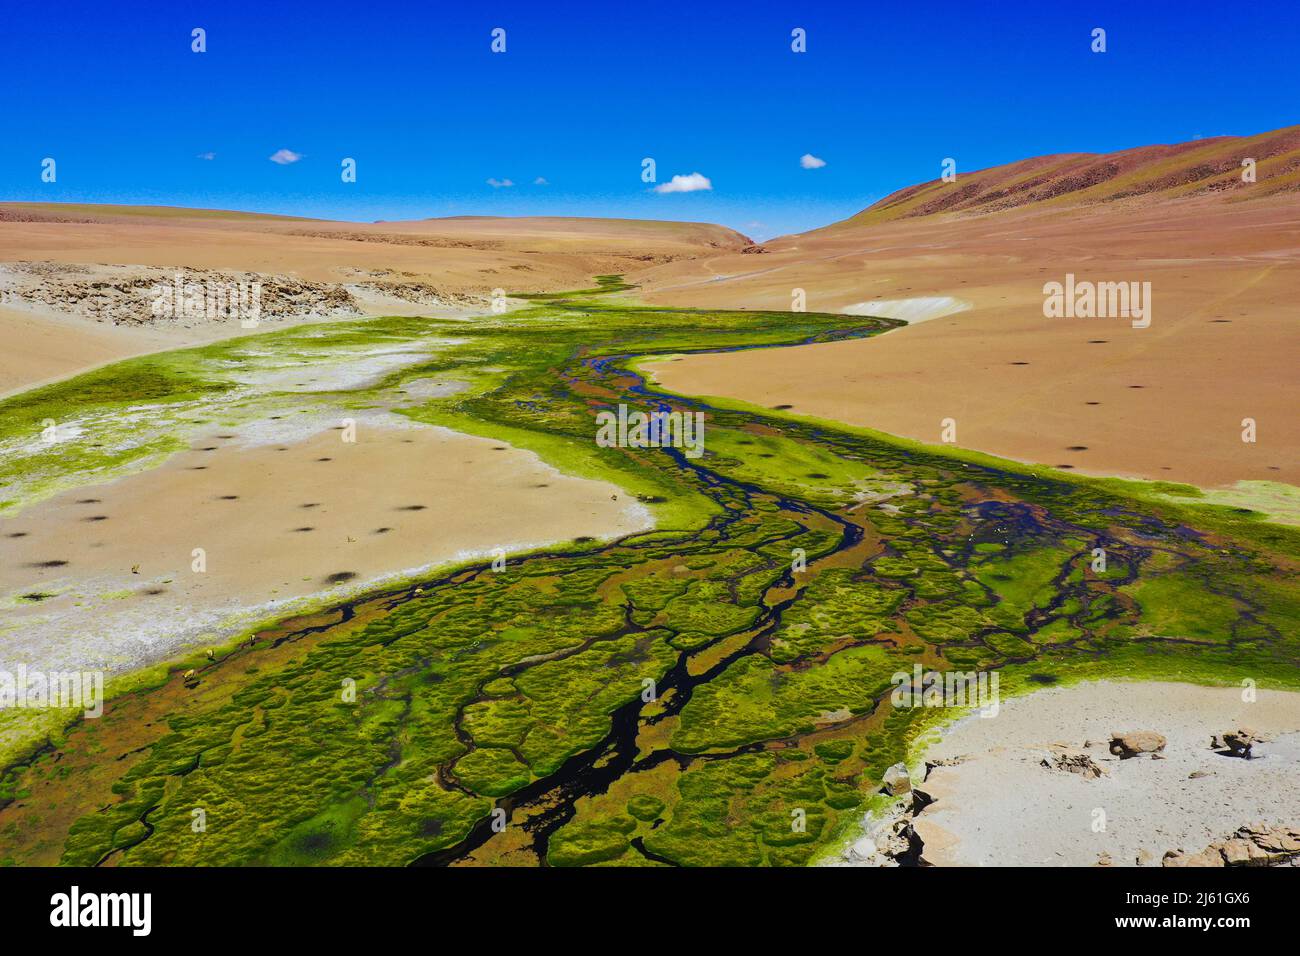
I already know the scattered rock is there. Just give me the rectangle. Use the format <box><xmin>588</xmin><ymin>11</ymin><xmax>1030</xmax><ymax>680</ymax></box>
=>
<box><xmin>1109</xmin><ymin>730</ymin><xmax>1167</xmax><ymax>759</ymax></box>
<box><xmin>881</xmin><ymin>762</ymin><xmax>912</xmax><ymax>796</ymax></box>
<box><xmin>1163</xmin><ymin>847</ymin><xmax>1224</xmax><ymax>868</ymax></box>
<box><xmin>1218</xmin><ymin>726</ymin><xmax>1270</xmax><ymax>759</ymax></box>
<box><xmin>841</xmin><ymin>805</ymin><xmax>921</xmax><ymax>866</ymax></box>
<box><xmin>1040</xmin><ymin>747</ymin><xmax>1108</xmax><ymax>779</ymax></box>
<box><xmin>1163</xmin><ymin>825</ymin><xmax>1300</xmax><ymax>867</ymax></box>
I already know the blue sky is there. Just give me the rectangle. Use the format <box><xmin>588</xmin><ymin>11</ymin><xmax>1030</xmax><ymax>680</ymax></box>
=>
<box><xmin>2</xmin><ymin>0</ymin><xmax>1297</xmax><ymax>239</ymax></box>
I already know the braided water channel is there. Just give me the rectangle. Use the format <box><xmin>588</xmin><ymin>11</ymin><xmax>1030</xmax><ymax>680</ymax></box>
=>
<box><xmin>2</xmin><ymin>289</ymin><xmax>1291</xmax><ymax>868</ymax></box>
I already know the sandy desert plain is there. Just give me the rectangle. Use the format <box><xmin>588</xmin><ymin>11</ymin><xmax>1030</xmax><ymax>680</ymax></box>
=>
<box><xmin>0</xmin><ymin>126</ymin><xmax>1298</xmax><ymax>868</ymax></box>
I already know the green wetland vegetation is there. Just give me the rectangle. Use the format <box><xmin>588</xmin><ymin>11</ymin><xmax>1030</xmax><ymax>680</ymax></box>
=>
<box><xmin>1</xmin><ymin>276</ymin><xmax>1297</xmax><ymax>866</ymax></box>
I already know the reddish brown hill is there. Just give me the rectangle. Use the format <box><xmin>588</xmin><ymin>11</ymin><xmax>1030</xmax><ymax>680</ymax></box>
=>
<box><xmin>827</xmin><ymin>124</ymin><xmax>1300</xmax><ymax>230</ymax></box>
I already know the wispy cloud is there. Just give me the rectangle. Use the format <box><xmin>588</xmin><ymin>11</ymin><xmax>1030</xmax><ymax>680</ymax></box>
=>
<box><xmin>654</xmin><ymin>172</ymin><xmax>712</xmax><ymax>194</ymax></box>
<box><xmin>487</xmin><ymin>177</ymin><xmax>515</xmax><ymax>188</ymax></box>
<box><xmin>533</xmin><ymin>176</ymin><xmax>549</xmax><ymax>186</ymax></box>
<box><xmin>269</xmin><ymin>148</ymin><xmax>302</xmax><ymax>165</ymax></box>
<box><xmin>196</xmin><ymin>151</ymin><xmax>216</xmax><ymax>161</ymax></box>
<box><xmin>800</xmin><ymin>153</ymin><xmax>826</xmax><ymax>169</ymax></box>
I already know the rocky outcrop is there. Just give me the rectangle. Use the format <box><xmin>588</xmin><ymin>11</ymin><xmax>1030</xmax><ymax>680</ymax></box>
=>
<box><xmin>881</xmin><ymin>762</ymin><xmax>912</xmax><ymax>796</ymax></box>
<box><xmin>1163</xmin><ymin>824</ymin><xmax>1300</xmax><ymax>867</ymax></box>
<box><xmin>1109</xmin><ymin>730</ymin><xmax>1167</xmax><ymax>759</ymax></box>
<box><xmin>1213</xmin><ymin>726</ymin><xmax>1270</xmax><ymax>759</ymax></box>
<box><xmin>1040</xmin><ymin>747</ymin><xmax>1108</xmax><ymax>779</ymax></box>
<box><xmin>0</xmin><ymin>261</ymin><xmax>483</xmax><ymax>328</ymax></box>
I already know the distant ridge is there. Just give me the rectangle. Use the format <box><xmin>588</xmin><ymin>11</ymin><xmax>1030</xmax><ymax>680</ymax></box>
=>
<box><xmin>828</xmin><ymin>123</ymin><xmax>1300</xmax><ymax>230</ymax></box>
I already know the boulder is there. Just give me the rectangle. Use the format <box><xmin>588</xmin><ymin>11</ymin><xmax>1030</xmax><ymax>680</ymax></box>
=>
<box><xmin>881</xmin><ymin>762</ymin><xmax>912</xmax><ymax>796</ymax></box>
<box><xmin>1220</xmin><ymin>726</ymin><xmax>1269</xmax><ymax>759</ymax></box>
<box><xmin>1109</xmin><ymin>730</ymin><xmax>1166</xmax><ymax>759</ymax></box>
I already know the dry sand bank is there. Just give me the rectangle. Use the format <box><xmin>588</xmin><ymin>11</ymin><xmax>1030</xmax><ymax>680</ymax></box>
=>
<box><xmin>637</xmin><ymin>196</ymin><xmax>1300</xmax><ymax>490</ymax></box>
<box><xmin>0</xmin><ymin>414</ymin><xmax>651</xmax><ymax>677</ymax></box>
<box><xmin>837</xmin><ymin>680</ymin><xmax>1300</xmax><ymax>867</ymax></box>
<box><xmin>0</xmin><ymin>305</ymin><xmax>178</xmax><ymax>398</ymax></box>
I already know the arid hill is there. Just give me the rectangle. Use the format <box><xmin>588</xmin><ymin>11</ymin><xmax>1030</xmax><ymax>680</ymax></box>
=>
<box><xmin>829</xmin><ymin>124</ymin><xmax>1300</xmax><ymax>228</ymax></box>
<box><xmin>0</xmin><ymin>204</ymin><xmax>749</xmax><ymax>394</ymax></box>
<box><xmin>638</xmin><ymin>125</ymin><xmax>1300</xmax><ymax>492</ymax></box>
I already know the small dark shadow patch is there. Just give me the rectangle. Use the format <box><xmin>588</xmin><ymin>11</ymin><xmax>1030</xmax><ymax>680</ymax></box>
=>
<box><xmin>1027</xmin><ymin>673</ymin><xmax>1058</xmax><ymax>685</ymax></box>
<box><xmin>29</xmin><ymin>560</ymin><xmax>69</xmax><ymax>568</ymax></box>
<box><xmin>82</xmin><ymin>515</ymin><xmax>109</xmax><ymax>522</ymax></box>
<box><xmin>397</xmin><ymin>505</ymin><xmax>427</xmax><ymax>511</ymax></box>
<box><xmin>324</xmin><ymin>571</ymin><xmax>358</xmax><ymax>585</ymax></box>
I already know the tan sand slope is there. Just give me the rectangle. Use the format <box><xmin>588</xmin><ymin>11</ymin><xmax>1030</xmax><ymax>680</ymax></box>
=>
<box><xmin>0</xmin><ymin>204</ymin><xmax>750</xmax><ymax>396</ymax></box>
<box><xmin>636</xmin><ymin>126</ymin><xmax>1300</xmax><ymax>489</ymax></box>
<box><xmin>0</xmin><ymin>204</ymin><xmax>750</xmax><ymax>286</ymax></box>
<box><xmin>0</xmin><ymin>305</ymin><xmax>180</xmax><ymax>398</ymax></box>
<box><xmin>905</xmin><ymin>681</ymin><xmax>1300</xmax><ymax>867</ymax></box>
<box><xmin>0</xmin><ymin>416</ymin><xmax>650</xmax><ymax>676</ymax></box>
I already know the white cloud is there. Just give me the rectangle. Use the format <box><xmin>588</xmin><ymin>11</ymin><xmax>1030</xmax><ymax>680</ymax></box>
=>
<box><xmin>654</xmin><ymin>172</ymin><xmax>712</xmax><ymax>194</ymax></box>
<box><xmin>487</xmin><ymin>178</ymin><xmax>515</xmax><ymax>188</ymax></box>
<box><xmin>533</xmin><ymin>177</ymin><xmax>549</xmax><ymax>186</ymax></box>
<box><xmin>800</xmin><ymin>153</ymin><xmax>826</xmax><ymax>169</ymax></box>
<box><xmin>196</xmin><ymin>151</ymin><xmax>216</xmax><ymax>161</ymax></box>
<box><xmin>269</xmin><ymin>149</ymin><xmax>302</xmax><ymax>165</ymax></box>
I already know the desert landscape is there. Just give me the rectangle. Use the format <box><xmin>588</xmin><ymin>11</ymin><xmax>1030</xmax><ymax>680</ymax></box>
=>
<box><xmin>0</xmin><ymin>11</ymin><xmax>1297</xmax><ymax>885</ymax></box>
<box><xmin>641</xmin><ymin>126</ymin><xmax>1300</xmax><ymax>499</ymax></box>
<box><xmin>3</xmin><ymin>126</ymin><xmax>1300</xmax><ymax>871</ymax></box>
